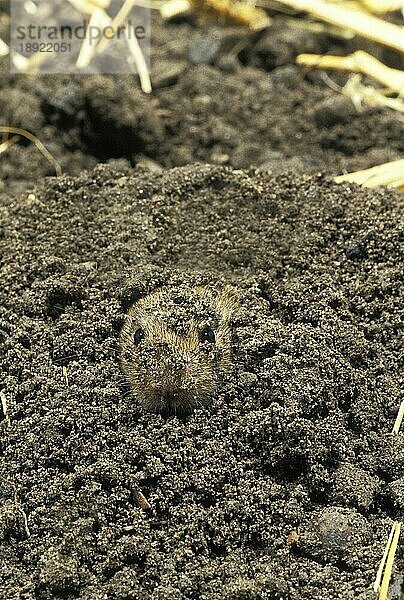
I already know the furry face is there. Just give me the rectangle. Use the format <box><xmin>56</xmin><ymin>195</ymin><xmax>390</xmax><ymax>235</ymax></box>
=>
<box><xmin>119</xmin><ymin>285</ymin><xmax>238</xmax><ymax>415</ymax></box>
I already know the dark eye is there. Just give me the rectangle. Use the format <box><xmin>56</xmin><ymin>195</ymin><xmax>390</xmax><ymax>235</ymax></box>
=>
<box><xmin>199</xmin><ymin>326</ymin><xmax>215</xmax><ymax>344</ymax></box>
<box><xmin>133</xmin><ymin>328</ymin><xmax>145</xmax><ymax>346</ymax></box>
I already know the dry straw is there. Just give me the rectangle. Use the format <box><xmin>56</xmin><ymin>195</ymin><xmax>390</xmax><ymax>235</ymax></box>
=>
<box><xmin>0</xmin><ymin>37</ymin><xmax>8</xmax><ymax>57</ymax></box>
<box><xmin>160</xmin><ymin>0</ymin><xmax>272</xmax><ymax>28</ymax></box>
<box><xmin>134</xmin><ymin>489</ymin><xmax>152</xmax><ymax>510</ymax></box>
<box><xmin>355</xmin><ymin>0</ymin><xmax>404</xmax><ymax>12</ymax></box>
<box><xmin>0</xmin><ymin>391</ymin><xmax>11</xmax><ymax>428</ymax></box>
<box><xmin>76</xmin><ymin>5</ymin><xmax>111</xmax><ymax>68</ymax></box>
<box><xmin>374</xmin><ymin>523</ymin><xmax>402</xmax><ymax>600</ymax></box>
<box><xmin>0</xmin><ymin>135</ymin><xmax>20</xmax><ymax>156</ymax></box>
<box><xmin>10</xmin><ymin>1</ymin><xmax>152</xmax><ymax>93</ymax></box>
<box><xmin>392</xmin><ymin>400</ymin><xmax>404</xmax><ymax>435</ymax></box>
<box><xmin>78</xmin><ymin>0</ymin><xmax>153</xmax><ymax>94</ymax></box>
<box><xmin>96</xmin><ymin>0</ymin><xmax>137</xmax><ymax>54</ymax></box>
<box><xmin>297</xmin><ymin>51</ymin><xmax>404</xmax><ymax>95</ymax></box>
<box><xmin>275</xmin><ymin>0</ymin><xmax>404</xmax><ymax>52</ymax></box>
<box><xmin>334</xmin><ymin>159</ymin><xmax>404</xmax><ymax>190</ymax></box>
<box><xmin>0</xmin><ymin>126</ymin><xmax>62</xmax><ymax>176</ymax></box>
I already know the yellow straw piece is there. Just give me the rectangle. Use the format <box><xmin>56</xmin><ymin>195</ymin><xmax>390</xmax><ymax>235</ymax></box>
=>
<box><xmin>0</xmin><ymin>135</ymin><xmax>20</xmax><ymax>156</ymax></box>
<box><xmin>160</xmin><ymin>0</ymin><xmax>192</xmax><ymax>19</ymax></box>
<box><xmin>12</xmin><ymin>48</ymin><xmax>54</xmax><ymax>74</ymax></box>
<box><xmin>96</xmin><ymin>0</ymin><xmax>138</xmax><ymax>54</ymax></box>
<box><xmin>378</xmin><ymin>522</ymin><xmax>401</xmax><ymax>600</ymax></box>
<box><xmin>297</xmin><ymin>51</ymin><xmax>404</xmax><ymax>96</ymax></box>
<box><xmin>0</xmin><ymin>126</ymin><xmax>62</xmax><ymax>177</ymax></box>
<box><xmin>126</xmin><ymin>25</ymin><xmax>152</xmax><ymax>94</ymax></box>
<box><xmin>62</xmin><ymin>367</ymin><xmax>69</xmax><ymax>387</ymax></box>
<box><xmin>0</xmin><ymin>391</ymin><xmax>11</xmax><ymax>428</ymax></box>
<box><xmin>340</xmin><ymin>76</ymin><xmax>404</xmax><ymax>113</ymax></box>
<box><xmin>190</xmin><ymin>0</ymin><xmax>272</xmax><ymax>29</ymax></box>
<box><xmin>76</xmin><ymin>6</ymin><xmax>111</xmax><ymax>68</ymax></box>
<box><xmin>66</xmin><ymin>0</ymin><xmax>110</xmax><ymax>14</ymax></box>
<box><xmin>358</xmin><ymin>0</ymin><xmax>404</xmax><ymax>13</ymax></box>
<box><xmin>392</xmin><ymin>400</ymin><xmax>404</xmax><ymax>434</ymax></box>
<box><xmin>335</xmin><ymin>159</ymin><xmax>404</xmax><ymax>190</ymax></box>
<box><xmin>134</xmin><ymin>489</ymin><xmax>151</xmax><ymax>510</ymax></box>
<box><xmin>339</xmin><ymin>0</ymin><xmax>404</xmax><ymax>15</ymax></box>
<box><xmin>88</xmin><ymin>0</ymin><xmax>111</xmax><ymax>7</ymax></box>
<box><xmin>160</xmin><ymin>0</ymin><xmax>272</xmax><ymax>28</ymax></box>
<box><xmin>374</xmin><ymin>523</ymin><xmax>395</xmax><ymax>592</ymax></box>
<box><xmin>0</xmin><ymin>37</ymin><xmax>8</xmax><ymax>57</ymax></box>
<box><xmin>275</xmin><ymin>0</ymin><xmax>404</xmax><ymax>52</ymax></box>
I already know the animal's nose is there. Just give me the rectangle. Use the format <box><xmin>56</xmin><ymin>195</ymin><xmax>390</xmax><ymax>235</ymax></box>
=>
<box><xmin>160</xmin><ymin>354</ymin><xmax>190</xmax><ymax>382</ymax></box>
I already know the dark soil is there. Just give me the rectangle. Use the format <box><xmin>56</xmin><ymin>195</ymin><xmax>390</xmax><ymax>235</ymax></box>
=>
<box><xmin>1</xmin><ymin>13</ymin><xmax>404</xmax><ymax>193</ymax></box>
<box><xmin>1</xmin><ymin>2</ymin><xmax>404</xmax><ymax>598</ymax></box>
<box><xmin>0</xmin><ymin>163</ymin><xmax>403</xmax><ymax>599</ymax></box>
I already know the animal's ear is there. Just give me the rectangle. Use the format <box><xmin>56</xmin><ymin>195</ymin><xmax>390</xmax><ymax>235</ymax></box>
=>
<box><xmin>117</xmin><ymin>266</ymin><xmax>168</xmax><ymax>311</ymax></box>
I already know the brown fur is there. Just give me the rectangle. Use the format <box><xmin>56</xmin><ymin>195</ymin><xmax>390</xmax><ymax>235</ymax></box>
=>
<box><xmin>119</xmin><ymin>284</ymin><xmax>239</xmax><ymax>415</ymax></box>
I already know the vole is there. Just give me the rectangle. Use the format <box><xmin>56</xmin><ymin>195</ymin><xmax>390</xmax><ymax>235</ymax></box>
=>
<box><xmin>119</xmin><ymin>284</ymin><xmax>239</xmax><ymax>415</ymax></box>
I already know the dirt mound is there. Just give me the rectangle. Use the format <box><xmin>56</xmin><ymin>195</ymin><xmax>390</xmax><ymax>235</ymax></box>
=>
<box><xmin>0</xmin><ymin>163</ymin><xmax>402</xmax><ymax>599</ymax></box>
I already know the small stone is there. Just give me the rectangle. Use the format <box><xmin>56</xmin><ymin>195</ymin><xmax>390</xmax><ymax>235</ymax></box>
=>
<box><xmin>300</xmin><ymin>507</ymin><xmax>372</xmax><ymax>566</ymax></box>
<box><xmin>345</xmin><ymin>244</ymin><xmax>365</xmax><ymax>260</ymax></box>
<box><xmin>192</xmin><ymin>94</ymin><xmax>212</xmax><ymax>110</ymax></box>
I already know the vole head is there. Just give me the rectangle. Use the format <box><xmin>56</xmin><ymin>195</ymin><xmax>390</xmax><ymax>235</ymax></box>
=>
<box><xmin>119</xmin><ymin>284</ymin><xmax>238</xmax><ymax>415</ymax></box>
